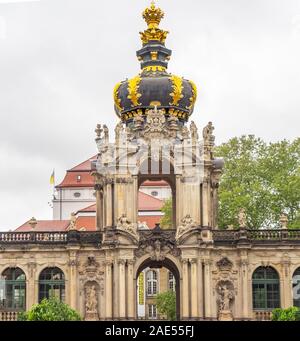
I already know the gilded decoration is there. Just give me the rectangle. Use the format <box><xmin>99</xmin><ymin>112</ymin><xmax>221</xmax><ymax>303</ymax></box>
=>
<box><xmin>142</xmin><ymin>65</ymin><xmax>166</xmax><ymax>73</ymax></box>
<box><xmin>187</xmin><ymin>80</ymin><xmax>198</xmax><ymax>110</ymax></box>
<box><xmin>169</xmin><ymin>75</ymin><xmax>184</xmax><ymax>106</ymax></box>
<box><xmin>113</xmin><ymin>82</ymin><xmax>123</xmax><ymax>112</ymax></box>
<box><xmin>140</xmin><ymin>2</ymin><xmax>169</xmax><ymax>45</ymax></box>
<box><xmin>127</xmin><ymin>76</ymin><xmax>142</xmax><ymax>107</ymax></box>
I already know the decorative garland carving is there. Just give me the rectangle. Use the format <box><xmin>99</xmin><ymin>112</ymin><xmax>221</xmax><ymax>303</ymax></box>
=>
<box><xmin>79</xmin><ymin>254</ymin><xmax>104</xmax><ymax>298</ymax></box>
<box><xmin>135</xmin><ymin>229</ymin><xmax>180</xmax><ymax>260</ymax></box>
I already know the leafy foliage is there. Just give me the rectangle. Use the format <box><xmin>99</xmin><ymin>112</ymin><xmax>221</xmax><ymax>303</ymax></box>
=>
<box><xmin>271</xmin><ymin>307</ymin><xmax>300</xmax><ymax>321</ymax></box>
<box><xmin>160</xmin><ymin>198</ymin><xmax>173</xmax><ymax>229</ymax></box>
<box><xmin>215</xmin><ymin>136</ymin><xmax>300</xmax><ymax>229</ymax></box>
<box><xmin>18</xmin><ymin>298</ymin><xmax>82</xmax><ymax>321</ymax></box>
<box><xmin>156</xmin><ymin>290</ymin><xmax>176</xmax><ymax>321</ymax></box>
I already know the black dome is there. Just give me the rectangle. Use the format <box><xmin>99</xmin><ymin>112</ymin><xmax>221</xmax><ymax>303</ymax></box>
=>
<box><xmin>113</xmin><ymin>3</ymin><xmax>197</xmax><ymax>124</ymax></box>
<box><xmin>114</xmin><ymin>71</ymin><xmax>197</xmax><ymax>123</ymax></box>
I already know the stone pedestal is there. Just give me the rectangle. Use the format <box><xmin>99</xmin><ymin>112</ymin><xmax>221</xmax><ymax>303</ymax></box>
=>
<box><xmin>218</xmin><ymin>311</ymin><xmax>233</xmax><ymax>321</ymax></box>
<box><xmin>85</xmin><ymin>312</ymin><xmax>99</xmax><ymax>321</ymax></box>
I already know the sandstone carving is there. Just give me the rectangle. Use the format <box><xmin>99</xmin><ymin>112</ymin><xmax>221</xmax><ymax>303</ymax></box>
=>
<box><xmin>176</xmin><ymin>214</ymin><xmax>197</xmax><ymax>240</ymax></box>
<box><xmin>117</xmin><ymin>214</ymin><xmax>139</xmax><ymax>240</ymax></box>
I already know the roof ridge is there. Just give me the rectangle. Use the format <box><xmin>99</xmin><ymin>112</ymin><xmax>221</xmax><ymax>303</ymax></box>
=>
<box><xmin>68</xmin><ymin>155</ymin><xmax>97</xmax><ymax>171</ymax></box>
<box><xmin>139</xmin><ymin>191</ymin><xmax>164</xmax><ymax>203</ymax></box>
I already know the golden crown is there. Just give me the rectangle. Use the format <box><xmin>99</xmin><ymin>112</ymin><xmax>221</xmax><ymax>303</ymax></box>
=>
<box><xmin>140</xmin><ymin>2</ymin><xmax>169</xmax><ymax>45</ymax></box>
<box><xmin>143</xmin><ymin>1</ymin><xmax>165</xmax><ymax>29</ymax></box>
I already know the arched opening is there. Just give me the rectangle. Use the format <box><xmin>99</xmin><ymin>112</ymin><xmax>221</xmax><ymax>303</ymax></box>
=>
<box><xmin>293</xmin><ymin>268</ymin><xmax>300</xmax><ymax>307</ymax></box>
<box><xmin>38</xmin><ymin>267</ymin><xmax>65</xmax><ymax>303</ymax></box>
<box><xmin>138</xmin><ymin>180</ymin><xmax>173</xmax><ymax>229</ymax></box>
<box><xmin>252</xmin><ymin>266</ymin><xmax>280</xmax><ymax>311</ymax></box>
<box><xmin>138</xmin><ymin>157</ymin><xmax>176</xmax><ymax>229</ymax></box>
<box><xmin>0</xmin><ymin>267</ymin><xmax>26</xmax><ymax>311</ymax></box>
<box><xmin>136</xmin><ymin>258</ymin><xmax>180</xmax><ymax>321</ymax></box>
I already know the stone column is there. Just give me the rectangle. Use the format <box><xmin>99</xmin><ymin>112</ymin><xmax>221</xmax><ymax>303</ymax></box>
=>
<box><xmin>105</xmin><ymin>261</ymin><xmax>113</xmax><ymax>319</ymax></box>
<box><xmin>118</xmin><ymin>260</ymin><xmax>126</xmax><ymax>319</ymax></box>
<box><xmin>198</xmin><ymin>259</ymin><xmax>204</xmax><ymax>319</ymax></box>
<box><xmin>127</xmin><ymin>260</ymin><xmax>135</xmax><ymax>319</ymax></box>
<box><xmin>176</xmin><ymin>176</ymin><xmax>182</xmax><ymax>226</ymax></box>
<box><xmin>202</xmin><ymin>177</ymin><xmax>211</xmax><ymax>227</ymax></box>
<box><xmin>239</xmin><ymin>260</ymin><xmax>249</xmax><ymax>319</ymax></box>
<box><xmin>182</xmin><ymin>259</ymin><xmax>190</xmax><ymax>319</ymax></box>
<box><xmin>282</xmin><ymin>262</ymin><xmax>292</xmax><ymax>308</ymax></box>
<box><xmin>203</xmin><ymin>260</ymin><xmax>212</xmax><ymax>319</ymax></box>
<box><xmin>26</xmin><ymin>262</ymin><xmax>37</xmax><ymax>310</ymax></box>
<box><xmin>106</xmin><ymin>182</ymin><xmax>113</xmax><ymax>227</ymax></box>
<box><xmin>132</xmin><ymin>176</ymin><xmax>138</xmax><ymax>224</ymax></box>
<box><xmin>190</xmin><ymin>259</ymin><xmax>198</xmax><ymax>319</ymax></box>
<box><xmin>96</xmin><ymin>187</ymin><xmax>103</xmax><ymax>231</ymax></box>
<box><xmin>68</xmin><ymin>252</ymin><xmax>78</xmax><ymax>311</ymax></box>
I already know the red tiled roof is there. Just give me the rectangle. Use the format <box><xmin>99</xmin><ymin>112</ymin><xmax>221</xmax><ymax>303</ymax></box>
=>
<box><xmin>138</xmin><ymin>216</ymin><xmax>162</xmax><ymax>229</ymax></box>
<box><xmin>138</xmin><ymin>192</ymin><xmax>164</xmax><ymax>211</ymax></box>
<box><xmin>74</xmin><ymin>193</ymin><xmax>164</xmax><ymax>213</ymax></box>
<box><xmin>140</xmin><ymin>180</ymin><xmax>170</xmax><ymax>187</ymax></box>
<box><xmin>56</xmin><ymin>156</ymin><xmax>97</xmax><ymax>188</ymax></box>
<box><xmin>16</xmin><ymin>220</ymin><xmax>70</xmax><ymax>232</ymax></box>
<box><xmin>56</xmin><ymin>172</ymin><xmax>95</xmax><ymax>188</ymax></box>
<box><xmin>69</xmin><ymin>156</ymin><xmax>97</xmax><ymax>171</ymax></box>
<box><xmin>77</xmin><ymin>204</ymin><xmax>96</xmax><ymax>213</ymax></box>
<box><xmin>75</xmin><ymin>217</ymin><xmax>96</xmax><ymax>231</ymax></box>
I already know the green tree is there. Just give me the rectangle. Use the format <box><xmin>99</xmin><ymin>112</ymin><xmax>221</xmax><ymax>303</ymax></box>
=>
<box><xmin>156</xmin><ymin>291</ymin><xmax>176</xmax><ymax>321</ymax></box>
<box><xmin>215</xmin><ymin>136</ymin><xmax>300</xmax><ymax>229</ymax></box>
<box><xmin>18</xmin><ymin>297</ymin><xmax>82</xmax><ymax>321</ymax></box>
<box><xmin>272</xmin><ymin>307</ymin><xmax>300</xmax><ymax>321</ymax></box>
<box><xmin>160</xmin><ymin>198</ymin><xmax>173</xmax><ymax>229</ymax></box>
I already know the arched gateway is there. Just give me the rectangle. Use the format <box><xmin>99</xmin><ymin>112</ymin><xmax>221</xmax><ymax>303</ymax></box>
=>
<box><xmin>92</xmin><ymin>2</ymin><xmax>223</xmax><ymax>321</ymax></box>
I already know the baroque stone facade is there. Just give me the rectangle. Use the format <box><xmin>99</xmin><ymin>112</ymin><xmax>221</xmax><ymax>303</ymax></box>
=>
<box><xmin>0</xmin><ymin>3</ymin><xmax>299</xmax><ymax>322</ymax></box>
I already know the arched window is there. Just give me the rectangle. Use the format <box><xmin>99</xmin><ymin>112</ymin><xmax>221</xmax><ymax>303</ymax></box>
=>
<box><xmin>168</xmin><ymin>271</ymin><xmax>175</xmax><ymax>292</ymax></box>
<box><xmin>293</xmin><ymin>268</ymin><xmax>300</xmax><ymax>307</ymax></box>
<box><xmin>146</xmin><ymin>270</ymin><xmax>158</xmax><ymax>296</ymax></box>
<box><xmin>0</xmin><ymin>268</ymin><xmax>26</xmax><ymax>311</ymax></box>
<box><xmin>252</xmin><ymin>267</ymin><xmax>280</xmax><ymax>310</ymax></box>
<box><xmin>38</xmin><ymin>267</ymin><xmax>65</xmax><ymax>303</ymax></box>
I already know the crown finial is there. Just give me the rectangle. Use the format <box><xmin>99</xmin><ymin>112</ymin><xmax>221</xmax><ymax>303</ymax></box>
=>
<box><xmin>143</xmin><ymin>1</ymin><xmax>164</xmax><ymax>29</ymax></box>
<box><xmin>140</xmin><ymin>2</ymin><xmax>169</xmax><ymax>45</ymax></box>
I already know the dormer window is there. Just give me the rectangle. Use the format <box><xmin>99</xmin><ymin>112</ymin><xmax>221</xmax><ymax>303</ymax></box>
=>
<box><xmin>77</xmin><ymin>175</ymin><xmax>81</xmax><ymax>182</ymax></box>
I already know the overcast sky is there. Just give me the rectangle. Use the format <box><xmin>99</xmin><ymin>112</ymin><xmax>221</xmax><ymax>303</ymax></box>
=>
<box><xmin>0</xmin><ymin>0</ymin><xmax>299</xmax><ymax>231</ymax></box>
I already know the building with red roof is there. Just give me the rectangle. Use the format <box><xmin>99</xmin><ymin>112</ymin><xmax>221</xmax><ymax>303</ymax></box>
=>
<box><xmin>16</xmin><ymin>156</ymin><xmax>172</xmax><ymax>232</ymax></box>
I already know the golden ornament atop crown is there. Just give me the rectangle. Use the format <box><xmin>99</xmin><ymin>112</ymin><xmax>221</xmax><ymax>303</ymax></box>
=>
<box><xmin>143</xmin><ymin>1</ymin><xmax>165</xmax><ymax>28</ymax></box>
<box><xmin>140</xmin><ymin>1</ymin><xmax>169</xmax><ymax>45</ymax></box>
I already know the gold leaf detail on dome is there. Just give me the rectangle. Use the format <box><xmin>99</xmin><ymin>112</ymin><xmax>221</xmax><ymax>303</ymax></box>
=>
<box><xmin>127</xmin><ymin>76</ymin><xmax>142</xmax><ymax>107</ymax></box>
<box><xmin>186</xmin><ymin>80</ymin><xmax>198</xmax><ymax>110</ymax></box>
<box><xmin>113</xmin><ymin>82</ymin><xmax>124</xmax><ymax>112</ymax></box>
<box><xmin>140</xmin><ymin>2</ymin><xmax>169</xmax><ymax>45</ymax></box>
<box><xmin>169</xmin><ymin>75</ymin><xmax>184</xmax><ymax>106</ymax></box>
<box><xmin>142</xmin><ymin>65</ymin><xmax>166</xmax><ymax>72</ymax></box>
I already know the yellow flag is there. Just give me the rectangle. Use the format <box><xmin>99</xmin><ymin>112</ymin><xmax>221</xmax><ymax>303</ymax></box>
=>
<box><xmin>50</xmin><ymin>170</ymin><xmax>55</xmax><ymax>185</ymax></box>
